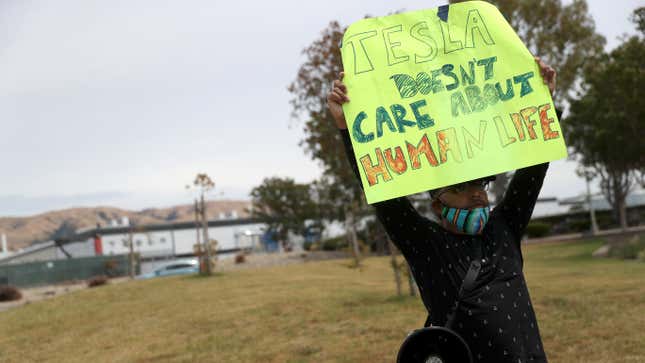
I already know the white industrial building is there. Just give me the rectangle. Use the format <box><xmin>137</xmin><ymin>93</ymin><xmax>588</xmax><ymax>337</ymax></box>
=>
<box><xmin>86</xmin><ymin>219</ymin><xmax>268</xmax><ymax>257</ymax></box>
<box><xmin>0</xmin><ymin>218</ymin><xmax>273</xmax><ymax>266</ymax></box>
<box><xmin>0</xmin><ymin>233</ymin><xmax>10</xmax><ymax>259</ymax></box>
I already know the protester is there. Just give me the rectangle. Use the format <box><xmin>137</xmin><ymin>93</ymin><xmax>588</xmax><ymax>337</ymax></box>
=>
<box><xmin>327</xmin><ymin>57</ymin><xmax>557</xmax><ymax>362</ymax></box>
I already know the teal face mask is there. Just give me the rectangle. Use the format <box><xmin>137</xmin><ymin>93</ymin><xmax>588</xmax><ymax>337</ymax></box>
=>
<box><xmin>441</xmin><ymin>205</ymin><xmax>490</xmax><ymax>235</ymax></box>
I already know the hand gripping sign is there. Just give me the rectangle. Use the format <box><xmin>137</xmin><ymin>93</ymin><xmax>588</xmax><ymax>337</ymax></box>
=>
<box><xmin>340</xmin><ymin>1</ymin><xmax>567</xmax><ymax>204</ymax></box>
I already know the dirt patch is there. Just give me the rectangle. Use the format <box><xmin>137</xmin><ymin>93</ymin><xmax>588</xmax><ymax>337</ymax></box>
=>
<box><xmin>215</xmin><ymin>251</ymin><xmax>350</xmax><ymax>272</ymax></box>
<box><xmin>0</xmin><ymin>277</ymin><xmax>129</xmax><ymax>313</ymax></box>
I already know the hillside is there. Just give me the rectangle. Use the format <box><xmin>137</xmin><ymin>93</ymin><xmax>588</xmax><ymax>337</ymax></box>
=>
<box><xmin>0</xmin><ymin>200</ymin><xmax>252</xmax><ymax>251</ymax></box>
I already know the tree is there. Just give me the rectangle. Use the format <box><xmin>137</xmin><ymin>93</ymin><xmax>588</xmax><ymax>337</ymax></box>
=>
<box><xmin>564</xmin><ymin>10</ymin><xmax>644</xmax><ymax>228</ymax></box>
<box><xmin>51</xmin><ymin>220</ymin><xmax>80</xmax><ymax>241</ymax></box>
<box><xmin>288</xmin><ymin>21</ymin><xmax>362</xmax><ymax>211</ymax></box>
<box><xmin>633</xmin><ymin>7</ymin><xmax>645</xmax><ymax>190</ymax></box>
<box><xmin>448</xmin><ymin>0</ymin><xmax>606</xmax><ymax>197</ymax></box>
<box><xmin>250</xmin><ymin>177</ymin><xmax>320</xmax><ymax>251</ymax></box>
<box><xmin>290</xmin><ymin>2</ymin><xmax>605</xmax><ymax>209</ymax></box>
<box><xmin>288</xmin><ymin>22</ymin><xmax>371</xmax><ymax>265</ymax></box>
<box><xmin>190</xmin><ymin>173</ymin><xmax>216</xmax><ymax>275</ymax></box>
<box><xmin>631</xmin><ymin>6</ymin><xmax>645</xmax><ymax>35</ymax></box>
<box><xmin>450</xmin><ymin>0</ymin><xmax>605</xmax><ymax>103</ymax></box>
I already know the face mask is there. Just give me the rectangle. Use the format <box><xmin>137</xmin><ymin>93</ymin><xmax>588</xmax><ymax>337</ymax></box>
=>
<box><xmin>441</xmin><ymin>205</ymin><xmax>490</xmax><ymax>235</ymax></box>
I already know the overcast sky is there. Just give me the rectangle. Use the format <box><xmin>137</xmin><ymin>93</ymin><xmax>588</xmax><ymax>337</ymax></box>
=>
<box><xmin>0</xmin><ymin>0</ymin><xmax>641</xmax><ymax>217</ymax></box>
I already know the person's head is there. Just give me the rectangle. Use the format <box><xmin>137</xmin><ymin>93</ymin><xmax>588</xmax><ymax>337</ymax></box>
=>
<box><xmin>428</xmin><ymin>177</ymin><xmax>494</xmax><ymax>235</ymax></box>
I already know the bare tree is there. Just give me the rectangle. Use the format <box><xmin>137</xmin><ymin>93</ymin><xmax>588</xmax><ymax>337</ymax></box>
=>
<box><xmin>188</xmin><ymin>173</ymin><xmax>216</xmax><ymax>275</ymax></box>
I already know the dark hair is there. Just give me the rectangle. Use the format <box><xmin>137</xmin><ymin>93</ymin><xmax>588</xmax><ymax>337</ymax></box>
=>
<box><xmin>428</xmin><ymin>189</ymin><xmax>444</xmax><ymax>200</ymax></box>
<box><xmin>427</xmin><ymin>176</ymin><xmax>497</xmax><ymax>200</ymax></box>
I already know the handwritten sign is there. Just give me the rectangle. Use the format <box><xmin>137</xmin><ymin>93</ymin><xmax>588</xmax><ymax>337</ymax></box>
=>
<box><xmin>341</xmin><ymin>1</ymin><xmax>567</xmax><ymax>204</ymax></box>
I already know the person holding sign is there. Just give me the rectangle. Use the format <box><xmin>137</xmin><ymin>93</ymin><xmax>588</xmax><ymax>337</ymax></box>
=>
<box><xmin>327</xmin><ymin>55</ymin><xmax>557</xmax><ymax>362</ymax></box>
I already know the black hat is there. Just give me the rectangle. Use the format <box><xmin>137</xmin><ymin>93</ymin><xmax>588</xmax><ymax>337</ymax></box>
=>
<box><xmin>396</xmin><ymin>327</ymin><xmax>473</xmax><ymax>363</ymax></box>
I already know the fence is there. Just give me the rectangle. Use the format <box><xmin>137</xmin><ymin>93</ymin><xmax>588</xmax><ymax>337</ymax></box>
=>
<box><xmin>0</xmin><ymin>255</ymin><xmax>138</xmax><ymax>288</ymax></box>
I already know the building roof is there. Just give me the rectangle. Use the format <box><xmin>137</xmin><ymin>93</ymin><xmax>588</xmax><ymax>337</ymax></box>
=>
<box><xmin>559</xmin><ymin>190</ymin><xmax>645</xmax><ymax>211</ymax></box>
<box><xmin>1</xmin><ymin>217</ymin><xmax>268</xmax><ymax>264</ymax></box>
<box><xmin>0</xmin><ymin>240</ymin><xmax>58</xmax><ymax>264</ymax></box>
<box><xmin>69</xmin><ymin>217</ymin><xmax>266</xmax><ymax>241</ymax></box>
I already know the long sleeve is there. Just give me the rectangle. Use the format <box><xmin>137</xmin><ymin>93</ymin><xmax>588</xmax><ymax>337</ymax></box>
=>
<box><xmin>339</xmin><ymin>129</ymin><xmax>441</xmax><ymax>251</ymax></box>
<box><xmin>492</xmin><ymin>108</ymin><xmax>561</xmax><ymax>241</ymax></box>
<box><xmin>493</xmin><ymin>163</ymin><xmax>549</xmax><ymax>241</ymax></box>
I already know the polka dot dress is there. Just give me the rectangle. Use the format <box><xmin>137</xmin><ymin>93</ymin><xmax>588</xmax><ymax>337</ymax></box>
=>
<box><xmin>341</xmin><ymin>129</ymin><xmax>550</xmax><ymax>363</ymax></box>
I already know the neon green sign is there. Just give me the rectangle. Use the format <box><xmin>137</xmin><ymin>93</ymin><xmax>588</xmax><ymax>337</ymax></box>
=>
<box><xmin>341</xmin><ymin>1</ymin><xmax>567</xmax><ymax>204</ymax></box>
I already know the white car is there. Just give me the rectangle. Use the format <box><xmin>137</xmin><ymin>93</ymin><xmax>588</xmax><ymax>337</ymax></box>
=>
<box><xmin>137</xmin><ymin>259</ymin><xmax>200</xmax><ymax>279</ymax></box>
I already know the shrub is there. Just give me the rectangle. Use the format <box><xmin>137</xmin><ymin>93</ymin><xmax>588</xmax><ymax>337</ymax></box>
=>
<box><xmin>235</xmin><ymin>253</ymin><xmax>246</xmax><ymax>264</ymax></box>
<box><xmin>526</xmin><ymin>222</ymin><xmax>551</xmax><ymax>238</ymax></box>
<box><xmin>320</xmin><ymin>236</ymin><xmax>348</xmax><ymax>251</ymax></box>
<box><xmin>637</xmin><ymin>248</ymin><xmax>645</xmax><ymax>262</ymax></box>
<box><xmin>0</xmin><ymin>285</ymin><xmax>22</xmax><ymax>302</ymax></box>
<box><xmin>608</xmin><ymin>235</ymin><xmax>645</xmax><ymax>260</ymax></box>
<box><xmin>104</xmin><ymin>260</ymin><xmax>120</xmax><ymax>277</ymax></box>
<box><xmin>87</xmin><ymin>276</ymin><xmax>109</xmax><ymax>288</ymax></box>
<box><xmin>568</xmin><ymin>219</ymin><xmax>591</xmax><ymax>233</ymax></box>
<box><xmin>303</xmin><ymin>241</ymin><xmax>313</xmax><ymax>251</ymax></box>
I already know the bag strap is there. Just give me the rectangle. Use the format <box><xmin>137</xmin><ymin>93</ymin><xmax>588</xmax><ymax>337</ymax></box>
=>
<box><xmin>424</xmin><ymin>260</ymin><xmax>482</xmax><ymax>328</ymax></box>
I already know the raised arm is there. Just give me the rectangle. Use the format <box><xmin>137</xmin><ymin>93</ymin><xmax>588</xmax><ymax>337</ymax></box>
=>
<box><xmin>494</xmin><ymin>163</ymin><xmax>549</xmax><ymax>241</ymax></box>
<box><xmin>494</xmin><ymin>56</ymin><xmax>558</xmax><ymax>241</ymax></box>
<box><xmin>327</xmin><ymin>73</ymin><xmax>437</xmax><ymax>249</ymax></box>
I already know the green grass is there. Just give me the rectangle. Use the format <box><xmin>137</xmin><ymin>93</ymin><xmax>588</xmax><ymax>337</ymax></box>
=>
<box><xmin>1</xmin><ymin>239</ymin><xmax>644</xmax><ymax>362</ymax></box>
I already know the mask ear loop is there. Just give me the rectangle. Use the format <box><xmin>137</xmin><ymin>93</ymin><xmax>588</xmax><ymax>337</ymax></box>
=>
<box><xmin>436</xmin><ymin>196</ymin><xmax>450</xmax><ymax>219</ymax></box>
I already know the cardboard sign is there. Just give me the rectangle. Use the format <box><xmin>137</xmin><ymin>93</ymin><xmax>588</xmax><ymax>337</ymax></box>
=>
<box><xmin>340</xmin><ymin>1</ymin><xmax>567</xmax><ymax>204</ymax></box>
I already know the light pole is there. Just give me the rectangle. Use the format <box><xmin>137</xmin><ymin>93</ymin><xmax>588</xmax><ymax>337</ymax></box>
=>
<box><xmin>584</xmin><ymin>171</ymin><xmax>599</xmax><ymax>235</ymax></box>
<box><xmin>577</xmin><ymin>167</ymin><xmax>599</xmax><ymax>235</ymax></box>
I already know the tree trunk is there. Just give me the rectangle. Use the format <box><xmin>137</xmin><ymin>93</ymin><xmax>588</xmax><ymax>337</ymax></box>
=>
<box><xmin>611</xmin><ymin>176</ymin><xmax>629</xmax><ymax>230</ymax></box>
<box><xmin>407</xmin><ymin>263</ymin><xmax>418</xmax><ymax>297</ymax></box>
<box><xmin>618</xmin><ymin>196</ymin><xmax>628</xmax><ymax>230</ymax></box>
<box><xmin>346</xmin><ymin>206</ymin><xmax>361</xmax><ymax>267</ymax></box>
<box><xmin>128</xmin><ymin>230</ymin><xmax>135</xmax><ymax>279</ymax></box>
<box><xmin>388</xmin><ymin>241</ymin><xmax>402</xmax><ymax>296</ymax></box>
<box><xmin>600</xmin><ymin>168</ymin><xmax>632</xmax><ymax>232</ymax></box>
<box><xmin>201</xmin><ymin>193</ymin><xmax>212</xmax><ymax>275</ymax></box>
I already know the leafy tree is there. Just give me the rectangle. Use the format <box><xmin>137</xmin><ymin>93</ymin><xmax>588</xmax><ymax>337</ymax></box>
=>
<box><xmin>288</xmin><ymin>21</ymin><xmax>361</xmax><ymax>216</ymax></box>
<box><xmin>450</xmin><ymin>0</ymin><xmax>605</xmax><ymax>103</ymax></box>
<box><xmin>448</xmin><ymin>0</ymin><xmax>607</xmax><ymax>196</ymax></box>
<box><xmin>249</xmin><ymin>177</ymin><xmax>320</xmax><ymax>250</ymax></box>
<box><xmin>290</xmin><ymin>2</ymin><xmax>606</xmax><ymax>211</ymax></box>
<box><xmin>564</xmin><ymin>9</ymin><xmax>644</xmax><ymax>228</ymax></box>
<box><xmin>631</xmin><ymin>6</ymin><xmax>645</xmax><ymax>35</ymax></box>
<box><xmin>289</xmin><ymin>21</ymin><xmax>371</xmax><ymax>266</ymax></box>
<box><xmin>51</xmin><ymin>220</ymin><xmax>79</xmax><ymax>241</ymax></box>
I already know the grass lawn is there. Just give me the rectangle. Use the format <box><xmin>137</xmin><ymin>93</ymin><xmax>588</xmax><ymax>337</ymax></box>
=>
<box><xmin>1</xmin><ymin>239</ymin><xmax>644</xmax><ymax>362</ymax></box>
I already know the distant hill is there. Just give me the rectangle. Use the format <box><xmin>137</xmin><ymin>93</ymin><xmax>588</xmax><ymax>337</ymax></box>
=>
<box><xmin>0</xmin><ymin>200</ymin><xmax>252</xmax><ymax>251</ymax></box>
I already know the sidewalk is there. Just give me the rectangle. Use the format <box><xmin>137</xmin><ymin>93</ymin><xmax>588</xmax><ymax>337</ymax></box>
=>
<box><xmin>525</xmin><ymin>225</ymin><xmax>645</xmax><ymax>244</ymax></box>
<box><xmin>0</xmin><ymin>277</ymin><xmax>130</xmax><ymax>313</ymax></box>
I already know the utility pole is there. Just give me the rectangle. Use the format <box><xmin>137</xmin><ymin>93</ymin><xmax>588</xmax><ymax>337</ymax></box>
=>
<box><xmin>584</xmin><ymin>170</ymin><xmax>599</xmax><ymax>235</ymax></box>
<box><xmin>128</xmin><ymin>228</ymin><xmax>135</xmax><ymax>279</ymax></box>
<box><xmin>407</xmin><ymin>264</ymin><xmax>418</xmax><ymax>297</ymax></box>
<box><xmin>389</xmin><ymin>240</ymin><xmax>402</xmax><ymax>297</ymax></box>
<box><xmin>346</xmin><ymin>203</ymin><xmax>361</xmax><ymax>267</ymax></box>
<box><xmin>194</xmin><ymin>199</ymin><xmax>202</xmax><ymax>246</ymax></box>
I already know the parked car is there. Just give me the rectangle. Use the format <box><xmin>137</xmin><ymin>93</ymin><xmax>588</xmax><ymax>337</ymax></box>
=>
<box><xmin>137</xmin><ymin>259</ymin><xmax>199</xmax><ymax>279</ymax></box>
